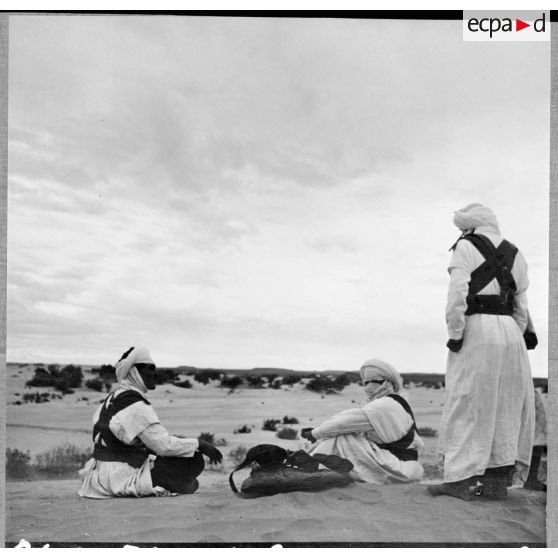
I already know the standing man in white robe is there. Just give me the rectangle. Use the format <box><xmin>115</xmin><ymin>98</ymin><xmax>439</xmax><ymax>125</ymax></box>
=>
<box><xmin>429</xmin><ymin>203</ymin><xmax>535</xmax><ymax>501</ymax></box>
<box><xmin>301</xmin><ymin>359</ymin><xmax>424</xmax><ymax>484</ymax></box>
<box><xmin>78</xmin><ymin>346</ymin><xmax>222</xmax><ymax>498</ymax></box>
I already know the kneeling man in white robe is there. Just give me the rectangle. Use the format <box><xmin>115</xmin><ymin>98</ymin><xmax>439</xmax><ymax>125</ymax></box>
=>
<box><xmin>301</xmin><ymin>359</ymin><xmax>424</xmax><ymax>484</ymax></box>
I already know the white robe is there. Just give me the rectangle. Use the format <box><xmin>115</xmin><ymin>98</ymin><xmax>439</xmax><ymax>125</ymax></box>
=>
<box><xmin>309</xmin><ymin>395</ymin><xmax>424</xmax><ymax>484</ymax></box>
<box><xmin>439</xmin><ymin>226</ymin><xmax>535</xmax><ymax>483</ymax></box>
<box><xmin>78</xmin><ymin>387</ymin><xmax>199</xmax><ymax>498</ymax></box>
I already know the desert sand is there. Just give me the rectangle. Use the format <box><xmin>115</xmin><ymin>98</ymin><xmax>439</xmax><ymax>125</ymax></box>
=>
<box><xmin>6</xmin><ymin>476</ymin><xmax>546</xmax><ymax>545</ymax></box>
<box><xmin>5</xmin><ymin>364</ymin><xmax>547</xmax><ymax>546</ymax></box>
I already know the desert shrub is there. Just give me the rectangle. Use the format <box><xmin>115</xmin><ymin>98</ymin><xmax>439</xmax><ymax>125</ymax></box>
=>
<box><xmin>194</xmin><ymin>372</ymin><xmax>210</xmax><ymax>385</ymax></box>
<box><xmin>34</xmin><ymin>443</ymin><xmax>92</xmax><ymax>477</ymax></box>
<box><xmin>265</xmin><ymin>374</ymin><xmax>278</xmax><ymax>384</ymax></box>
<box><xmin>234</xmin><ymin>425</ymin><xmax>252</xmax><ymax>434</ymax></box>
<box><xmin>153</xmin><ymin>367</ymin><xmax>178</xmax><ymax>385</ymax></box>
<box><xmin>214</xmin><ymin>437</ymin><xmax>228</xmax><ymax>447</ymax></box>
<box><xmin>418</xmin><ymin>427</ymin><xmax>438</xmax><ymax>438</ymax></box>
<box><xmin>220</xmin><ymin>375</ymin><xmax>243</xmax><ymax>391</ymax></box>
<box><xmin>26</xmin><ymin>367</ymin><xmax>54</xmax><ymax>388</ymax></box>
<box><xmin>281</xmin><ymin>375</ymin><xmax>300</xmax><ymax>386</ymax></box>
<box><xmin>91</xmin><ymin>364</ymin><xmax>116</xmax><ymax>382</ymax></box>
<box><xmin>198</xmin><ymin>432</ymin><xmax>215</xmax><ymax>445</ymax></box>
<box><xmin>262</xmin><ymin>418</ymin><xmax>281</xmax><ymax>432</ymax></box>
<box><xmin>6</xmin><ymin>448</ymin><xmax>32</xmax><ymax>479</ymax></box>
<box><xmin>282</xmin><ymin>415</ymin><xmax>299</xmax><ymax>424</ymax></box>
<box><xmin>194</xmin><ymin>369</ymin><xmax>222</xmax><ymax>385</ymax></box>
<box><xmin>246</xmin><ymin>375</ymin><xmax>265</xmax><ymax>388</ymax></box>
<box><xmin>306</xmin><ymin>376</ymin><xmax>334</xmax><ymax>393</ymax></box>
<box><xmin>53</xmin><ymin>379</ymin><xmax>74</xmax><ymax>394</ymax></box>
<box><xmin>174</xmin><ymin>379</ymin><xmax>193</xmax><ymax>389</ymax></box>
<box><xmin>85</xmin><ymin>378</ymin><xmax>104</xmax><ymax>392</ymax></box>
<box><xmin>21</xmin><ymin>391</ymin><xmax>50</xmax><ymax>404</ymax></box>
<box><xmin>61</xmin><ymin>365</ymin><xmax>83</xmax><ymax>388</ymax></box>
<box><xmin>269</xmin><ymin>378</ymin><xmax>282</xmax><ymax>390</ymax></box>
<box><xmin>276</xmin><ymin>427</ymin><xmax>298</xmax><ymax>440</ymax></box>
<box><xmin>333</xmin><ymin>373</ymin><xmax>351</xmax><ymax>390</ymax></box>
<box><xmin>26</xmin><ymin>365</ymin><xmax>82</xmax><ymax>392</ymax></box>
<box><xmin>228</xmin><ymin>446</ymin><xmax>248</xmax><ymax>467</ymax></box>
<box><xmin>104</xmin><ymin>381</ymin><xmax>113</xmax><ymax>392</ymax></box>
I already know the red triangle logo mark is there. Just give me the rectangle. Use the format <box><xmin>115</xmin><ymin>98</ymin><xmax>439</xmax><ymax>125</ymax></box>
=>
<box><xmin>516</xmin><ymin>19</ymin><xmax>530</xmax><ymax>32</ymax></box>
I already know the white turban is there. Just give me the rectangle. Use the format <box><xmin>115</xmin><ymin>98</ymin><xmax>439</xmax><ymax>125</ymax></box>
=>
<box><xmin>115</xmin><ymin>346</ymin><xmax>155</xmax><ymax>385</ymax></box>
<box><xmin>453</xmin><ymin>203</ymin><xmax>500</xmax><ymax>234</ymax></box>
<box><xmin>360</xmin><ymin>359</ymin><xmax>403</xmax><ymax>392</ymax></box>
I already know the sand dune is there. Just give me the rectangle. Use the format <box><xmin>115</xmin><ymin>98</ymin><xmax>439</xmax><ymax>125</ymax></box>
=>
<box><xmin>6</xmin><ymin>364</ymin><xmax>546</xmax><ymax>546</ymax></box>
<box><xmin>6</xmin><ymin>475</ymin><xmax>545</xmax><ymax>545</ymax></box>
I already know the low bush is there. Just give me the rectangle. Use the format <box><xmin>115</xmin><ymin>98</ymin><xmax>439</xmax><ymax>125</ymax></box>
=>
<box><xmin>246</xmin><ymin>375</ymin><xmax>265</xmax><ymax>388</ymax></box>
<box><xmin>269</xmin><ymin>378</ymin><xmax>282</xmax><ymax>390</ymax></box>
<box><xmin>21</xmin><ymin>391</ymin><xmax>51</xmax><ymax>404</ymax></box>
<box><xmin>306</xmin><ymin>376</ymin><xmax>336</xmax><ymax>393</ymax></box>
<box><xmin>220</xmin><ymin>375</ymin><xmax>243</xmax><ymax>391</ymax></box>
<box><xmin>276</xmin><ymin>427</ymin><xmax>298</xmax><ymax>440</ymax></box>
<box><xmin>91</xmin><ymin>364</ymin><xmax>117</xmax><ymax>381</ymax></box>
<box><xmin>333</xmin><ymin>373</ymin><xmax>352</xmax><ymax>390</ymax></box>
<box><xmin>281</xmin><ymin>375</ymin><xmax>300</xmax><ymax>386</ymax></box>
<box><xmin>153</xmin><ymin>368</ymin><xmax>179</xmax><ymax>385</ymax></box>
<box><xmin>234</xmin><ymin>425</ymin><xmax>252</xmax><ymax>434</ymax></box>
<box><xmin>6</xmin><ymin>448</ymin><xmax>32</xmax><ymax>479</ymax></box>
<box><xmin>34</xmin><ymin>443</ymin><xmax>92</xmax><ymax>477</ymax></box>
<box><xmin>417</xmin><ymin>427</ymin><xmax>437</xmax><ymax>438</ymax></box>
<box><xmin>282</xmin><ymin>415</ymin><xmax>299</xmax><ymax>424</ymax></box>
<box><xmin>26</xmin><ymin>364</ymin><xmax>83</xmax><ymax>393</ymax></box>
<box><xmin>262</xmin><ymin>418</ymin><xmax>281</xmax><ymax>432</ymax></box>
<box><xmin>85</xmin><ymin>378</ymin><xmax>104</xmax><ymax>392</ymax></box>
<box><xmin>194</xmin><ymin>369</ymin><xmax>223</xmax><ymax>385</ymax></box>
<box><xmin>228</xmin><ymin>446</ymin><xmax>248</xmax><ymax>467</ymax></box>
<box><xmin>174</xmin><ymin>379</ymin><xmax>193</xmax><ymax>389</ymax></box>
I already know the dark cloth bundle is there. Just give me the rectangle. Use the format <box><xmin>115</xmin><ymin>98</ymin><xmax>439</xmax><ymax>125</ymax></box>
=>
<box><xmin>229</xmin><ymin>444</ymin><xmax>354</xmax><ymax>497</ymax></box>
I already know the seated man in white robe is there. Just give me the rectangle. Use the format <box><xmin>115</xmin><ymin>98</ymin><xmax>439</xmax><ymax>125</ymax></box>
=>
<box><xmin>301</xmin><ymin>359</ymin><xmax>424</xmax><ymax>484</ymax></box>
<box><xmin>78</xmin><ymin>346</ymin><xmax>222</xmax><ymax>498</ymax></box>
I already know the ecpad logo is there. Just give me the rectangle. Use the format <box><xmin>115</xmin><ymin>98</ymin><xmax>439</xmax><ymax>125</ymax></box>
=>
<box><xmin>463</xmin><ymin>11</ymin><xmax>550</xmax><ymax>41</ymax></box>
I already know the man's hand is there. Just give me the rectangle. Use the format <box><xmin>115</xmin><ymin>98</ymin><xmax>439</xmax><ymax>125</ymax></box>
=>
<box><xmin>301</xmin><ymin>428</ymin><xmax>316</xmax><ymax>444</ymax></box>
<box><xmin>447</xmin><ymin>338</ymin><xmax>464</xmax><ymax>353</ymax></box>
<box><xmin>198</xmin><ymin>440</ymin><xmax>223</xmax><ymax>464</ymax></box>
<box><xmin>524</xmin><ymin>330</ymin><xmax>538</xmax><ymax>351</ymax></box>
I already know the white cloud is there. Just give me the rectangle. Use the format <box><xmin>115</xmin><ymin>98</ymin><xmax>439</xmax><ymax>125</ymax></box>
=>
<box><xmin>6</xmin><ymin>16</ymin><xmax>550</xmax><ymax>376</ymax></box>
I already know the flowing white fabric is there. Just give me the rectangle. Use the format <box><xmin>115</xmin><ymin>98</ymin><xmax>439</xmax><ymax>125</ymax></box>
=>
<box><xmin>78</xmin><ymin>384</ymin><xmax>199</xmax><ymax>498</ymax></box>
<box><xmin>440</xmin><ymin>225</ymin><xmax>535</xmax><ymax>483</ymax></box>
<box><xmin>310</xmin><ymin>395</ymin><xmax>423</xmax><ymax>484</ymax></box>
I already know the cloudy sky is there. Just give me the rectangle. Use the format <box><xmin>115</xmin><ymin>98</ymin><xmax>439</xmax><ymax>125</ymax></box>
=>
<box><xmin>7</xmin><ymin>16</ymin><xmax>550</xmax><ymax>375</ymax></box>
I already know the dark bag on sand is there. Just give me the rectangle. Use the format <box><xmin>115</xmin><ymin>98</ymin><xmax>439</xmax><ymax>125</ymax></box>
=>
<box><xmin>228</xmin><ymin>444</ymin><xmax>354</xmax><ymax>497</ymax></box>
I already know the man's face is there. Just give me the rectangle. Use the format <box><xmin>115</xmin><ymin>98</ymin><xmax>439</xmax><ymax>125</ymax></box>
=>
<box><xmin>136</xmin><ymin>363</ymin><xmax>156</xmax><ymax>390</ymax></box>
